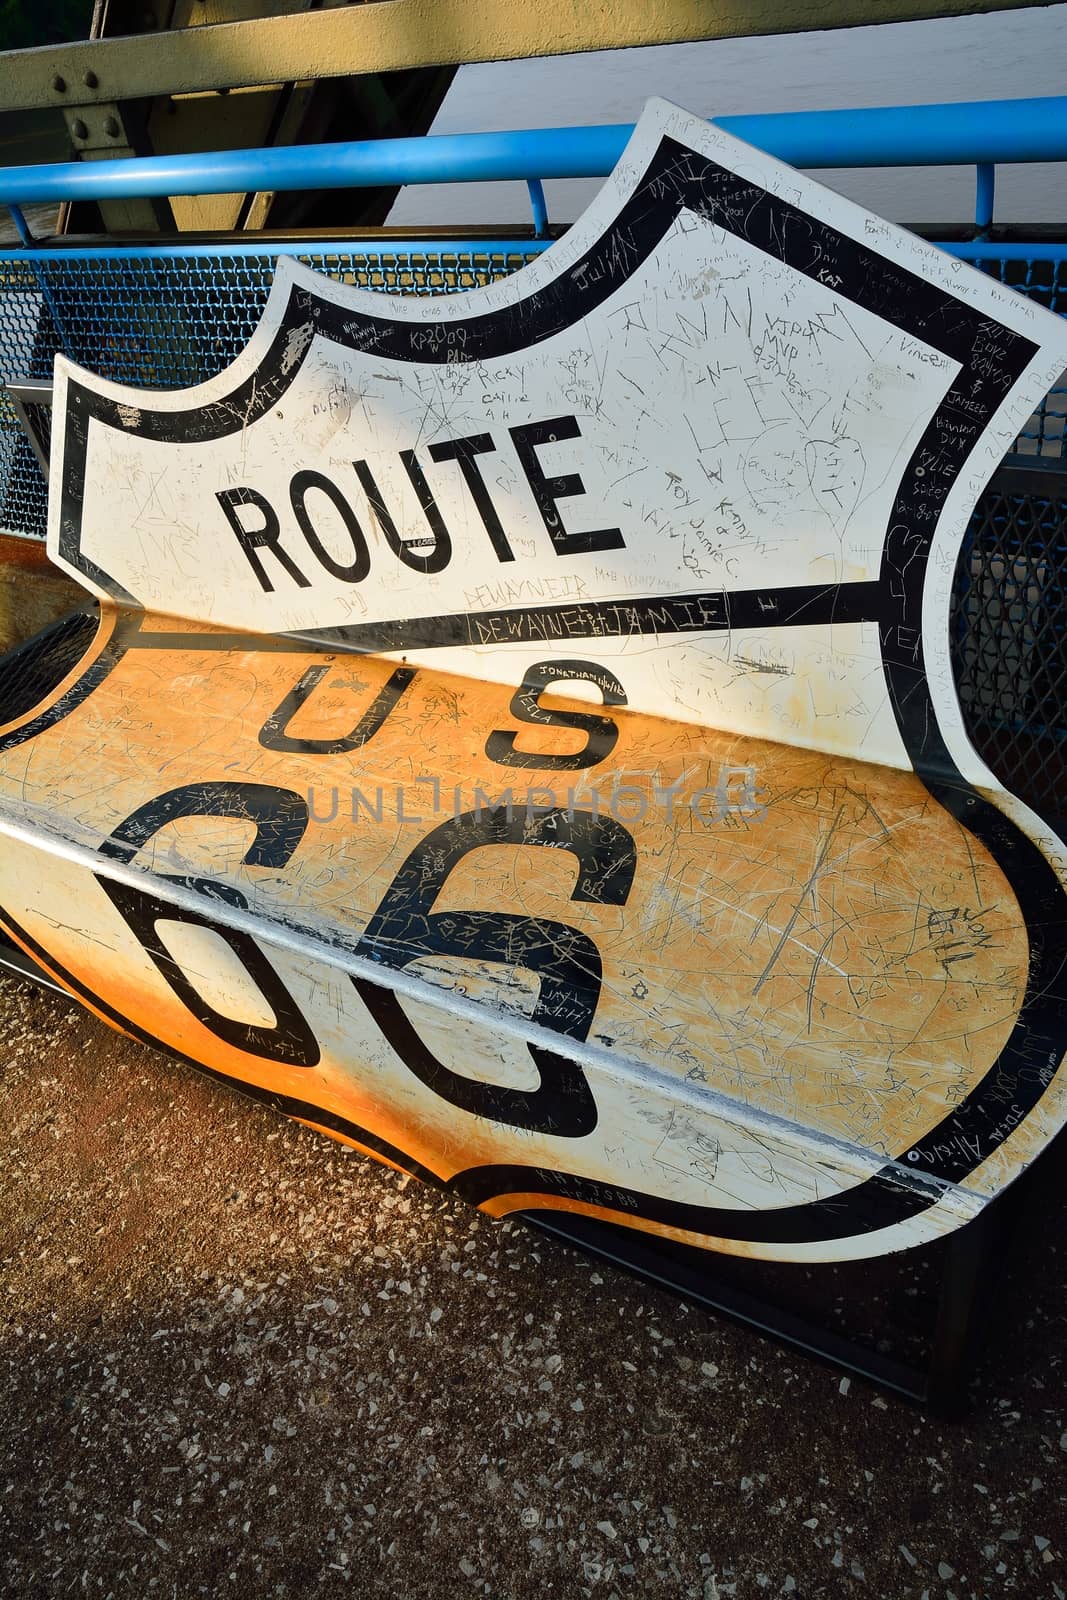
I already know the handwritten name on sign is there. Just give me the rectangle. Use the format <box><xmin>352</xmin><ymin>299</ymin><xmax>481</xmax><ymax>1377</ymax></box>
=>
<box><xmin>5</xmin><ymin>98</ymin><xmax>1065</xmax><ymax>1262</ymax></box>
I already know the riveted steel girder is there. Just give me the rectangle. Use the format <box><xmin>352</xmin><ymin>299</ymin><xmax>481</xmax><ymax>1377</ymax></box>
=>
<box><xmin>0</xmin><ymin>0</ymin><xmax>1050</xmax><ymax>114</ymax></box>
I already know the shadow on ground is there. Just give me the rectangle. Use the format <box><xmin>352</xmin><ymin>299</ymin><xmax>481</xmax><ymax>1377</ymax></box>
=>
<box><xmin>1</xmin><ymin>973</ymin><xmax>1065</xmax><ymax>1599</ymax></box>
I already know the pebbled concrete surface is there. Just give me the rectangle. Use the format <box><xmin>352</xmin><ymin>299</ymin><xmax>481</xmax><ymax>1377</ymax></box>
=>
<box><xmin>2</xmin><ymin>969</ymin><xmax>1066</xmax><ymax>1600</ymax></box>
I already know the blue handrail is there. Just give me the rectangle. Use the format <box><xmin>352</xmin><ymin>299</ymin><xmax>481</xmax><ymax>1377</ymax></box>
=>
<box><xmin>0</xmin><ymin>95</ymin><xmax>1065</xmax><ymax>209</ymax></box>
<box><xmin>4</xmin><ymin>237</ymin><xmax>1066</xmax><ymax>266</ymax></box>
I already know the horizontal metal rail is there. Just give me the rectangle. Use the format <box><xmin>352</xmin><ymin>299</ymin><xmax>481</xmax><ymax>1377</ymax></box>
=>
<box><xmin>1</xmin><ymin>96</ymin><xmax>1066</xmax><ymax>209</ymax></box>
<box><xmin>949</xmin><ymin>241</ymin><xmax>1067</xmax><ymax>261</ymax></box>
<box><xmin>3</xmin><ymin>238</ymin><xmax>1066</xmax><ymax>268</ymax></box>
<box><xmin>0</xmin><ymin>238</ymin><xmax>554</xmax><ymax>263</ymax></box>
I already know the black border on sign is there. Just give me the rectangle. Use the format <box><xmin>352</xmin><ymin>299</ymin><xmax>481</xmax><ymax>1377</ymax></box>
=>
<box><xmin>2</xmin><ymin>642</ymin><xmax>1064</xmax><ymax>1249</ymax></box>
<box><xmin>38</xmin><ymin>129</ymin><xmax>1067</xmax><ymax>1248</ymax></box>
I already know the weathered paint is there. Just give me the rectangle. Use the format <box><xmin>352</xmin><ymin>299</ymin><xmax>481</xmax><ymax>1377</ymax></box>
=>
<box><xmin>2</xmin><ymin>101</ymin><xmax>1066</xmax><ymax>1261</ymax></box>
<box><xmin>0</xmin><ymin>607</ymin><xmax>1054</xmax><ymax>1260</ymax></box>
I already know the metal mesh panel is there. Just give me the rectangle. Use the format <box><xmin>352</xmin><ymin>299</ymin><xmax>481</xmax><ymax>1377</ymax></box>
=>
<box><xmin>0</xmin><ymin>244</ymin><xmax>538</xmax><ymax>390</ymax></box>
<box><xmin>0</xmin><ymin>608</ymin><xmax>99</xmax><ymax>724</ymax></box>
<box><xmin>0</xmin><ymin>424</ymin><xmax>48</xmax><ymax>539</ymax></box>
<box><xmin>976</xmin><ymin>253</ymin><xmax>1067</xmax><ymax>456</ymax></box>
<box><xmin>21</xmin><ymin>399</ymin><xmax>51</xmax><ymax>463</ymax></box>
<box><xmin>0</xmin><ymin>242</ymin><xmax>542</xmax><ymax>536</ymax></box>
<box><xmin>951</xmin><ymin>464</ymin><xmax>1067</xmax><ymax>824</ymax></box>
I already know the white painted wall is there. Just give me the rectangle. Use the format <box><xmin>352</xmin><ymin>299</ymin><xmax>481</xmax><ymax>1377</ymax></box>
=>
<box><xmin>388</xmin><ymin>6</ymin><xmax>1067</xmax><ymax>230</ymax></box>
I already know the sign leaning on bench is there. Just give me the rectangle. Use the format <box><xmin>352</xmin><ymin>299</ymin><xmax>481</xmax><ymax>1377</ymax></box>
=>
<box><xmin>1</xmin><ymin>99</ymin><xmax>1066</xmax><ymax>1263</ymax></box>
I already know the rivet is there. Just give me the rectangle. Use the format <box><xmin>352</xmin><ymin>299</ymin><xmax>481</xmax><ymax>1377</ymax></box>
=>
<box><xmin>104</xmin><ymin>116</ymin><xmax>121</xmax><ymax>137</ymax></box>
<box><xmin>52</xmin><ymin>74</ymin><xmax>66</xmax><ymax>93</ymax></box>
<box><xmin>72</xmin><ymin>119</ymin><xmax>88</xmax><ymax>140</ymax></box>
<box><xmin>83</xmin><ymin>70</ymin><xmax>99</xmax><ymax>89</ymax></box>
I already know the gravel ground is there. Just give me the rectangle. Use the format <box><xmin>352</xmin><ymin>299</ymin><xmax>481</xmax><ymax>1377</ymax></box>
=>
<box><xmin>2</xmin><ymin>969</ymin><xmax>1066</xmax><ymax>1599</ymax></box>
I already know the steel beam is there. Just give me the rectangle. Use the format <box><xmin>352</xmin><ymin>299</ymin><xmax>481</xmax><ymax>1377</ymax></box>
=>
<box><xmin>0</xmin><ymin>0</ymin><xmax>1051</xmax><ymax>115</ymax></box>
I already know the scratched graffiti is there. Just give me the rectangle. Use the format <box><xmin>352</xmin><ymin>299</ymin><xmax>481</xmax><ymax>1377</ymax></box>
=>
<box><xmin>1</xmin><ymin>99</ymin><xmax>1066</xmax><ymax>1261</ymax></box>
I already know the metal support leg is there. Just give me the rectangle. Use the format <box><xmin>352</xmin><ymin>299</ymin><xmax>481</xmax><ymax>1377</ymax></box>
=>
<box><xmin>923</xmin><ymin>1209</ymin><xmax>999</xmax><ymax>1415</ymax></box>
<box><xmin>525</xmin><ymin>1200</ymin><xmax>1018</xmax><ymax>1416</ymax></box>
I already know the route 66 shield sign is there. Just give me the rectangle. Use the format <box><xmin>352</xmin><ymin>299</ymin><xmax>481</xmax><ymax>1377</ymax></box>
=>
<box><xmin>2</xmin><ymin>99</ymin><xmax>1067</xmax><ymax>1261</ymax></box>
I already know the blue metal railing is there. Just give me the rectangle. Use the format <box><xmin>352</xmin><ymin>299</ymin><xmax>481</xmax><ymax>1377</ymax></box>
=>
<box><xmin>4</xmin><ymin>238</ymin><xmax>1065</xmax><ymax>266</ymax></box>
<box><xmin>0</xmin><ymin>95</ymin><xmax>1065</xmax><ymax>239</ymax></box>
<box><xmin>0</xmin><ymin>237</ymin><xmax>555</xmax><ymax>263</ymax></box>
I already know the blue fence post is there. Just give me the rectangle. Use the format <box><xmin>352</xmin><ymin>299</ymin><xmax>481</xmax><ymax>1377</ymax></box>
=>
<box><xmin>526</xmin><ymin>179</ymin><xmax>550</xmax><ymax>238</ymax></box>
<box><xmin>2</xmin><ymin>207</ymin><xmax>75</xmax><ymax>365</ymax></box>
<box><xmin>975</xmin><ymin>163</ymin><xmax>996</xmax><ymax>238</ymax></box>
<box><xmin>7</xmin><ymin>205</ymin><xmax>33</xmax><ymax>246</ymax></box>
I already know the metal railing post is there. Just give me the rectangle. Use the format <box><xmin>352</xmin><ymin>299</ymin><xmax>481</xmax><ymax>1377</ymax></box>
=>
<box><xmin>975</xmin><ymin>162</ymin><xmax>996</xmax><ymax>237</ymax></box>
<box><xmin>526</xmin><ymin>178</ymin><xmax>550</xmax><ymax>238</ymax></box>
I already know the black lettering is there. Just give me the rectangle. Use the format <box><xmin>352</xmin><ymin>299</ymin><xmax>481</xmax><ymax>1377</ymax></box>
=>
<box><xmin>97</xmin><ymin>781</ymin><xmax>318</xmax><ymax>1067</ymax></box>
<box><xmin>353</xmin><ymin>453</ymin><xmax>452</xmax><ymax>574</ymax></box>
<box><xmin>216</xmin><ymin>486</ymin><xmax>310</xmax><ymax>593</ymax></box>
<box><xmin>289</xmin><ymin>469</ymin><xmax>370</xmax><ymax>583</ymax></box>
<box><xmin>427</xmin><ymin>434</ymin><xmax>514</xmax><ymax>563</ymax></box>
<box><xmin>509</xmin><ymin>416</ymin><xmax>624</xmax><ymax>557</ymax></box>
<box><xmin>259</xmin><ymin>664</ymin><xmax>416</xmax><ymax>755</ymax></box>
<box><xmin>353</xmin><ymin>806</ymin><xmax>636</xmax><ymax>1136</ymax></box>
<box><xmin>100</xmin><ymin>781</ymin><xmax>308</xmax><ymax>870</ymax></box>
<box><xmin>485</xmin><ymin>659</ymin><xmax>626</xmax><ymax>770</ymax></box>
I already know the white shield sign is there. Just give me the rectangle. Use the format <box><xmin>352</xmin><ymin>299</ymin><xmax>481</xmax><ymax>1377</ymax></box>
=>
<box><xmin>0</xmin><ymin>98</ymin><xmax>1063</xmax><ymax>1261</ymax></box>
